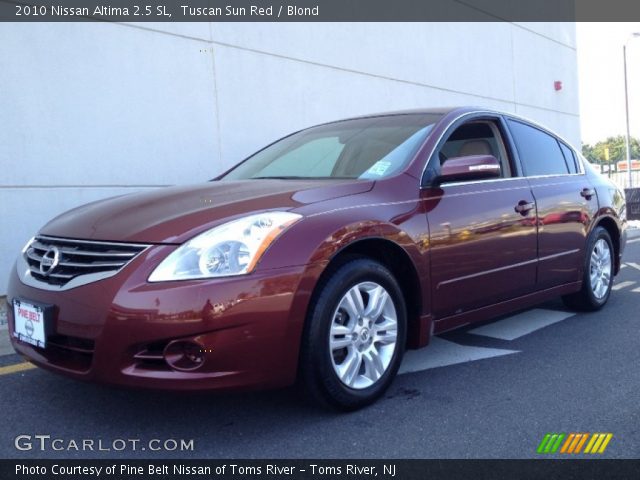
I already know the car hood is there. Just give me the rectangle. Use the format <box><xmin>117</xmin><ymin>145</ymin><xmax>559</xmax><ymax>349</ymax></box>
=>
<box><xmin>39</xmin><ymin>179</ymin><xmax>374</xmax><ymax>244</ymax></box>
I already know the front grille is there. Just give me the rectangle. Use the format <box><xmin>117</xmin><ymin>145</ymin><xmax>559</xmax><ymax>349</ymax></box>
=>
<box><xmin>48</xmin><ymin>334</ymin><xmax>96</xmax><ymax>355</ymax></box>
<box><xmin>24</xmin><ymin>235</ymin><xmax>149</xmax><ymax>288</ymax></box>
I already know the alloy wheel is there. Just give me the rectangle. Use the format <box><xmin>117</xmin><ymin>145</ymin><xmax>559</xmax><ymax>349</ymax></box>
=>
<box><xmin>589</xmin><ymin>238</ymin><xmax>612</xmax><ymax>300</ymax></box>
<box><xmin>329</xmin><ymin>282</ymin><xmax>398</xmax><ymax>389</ymax></box>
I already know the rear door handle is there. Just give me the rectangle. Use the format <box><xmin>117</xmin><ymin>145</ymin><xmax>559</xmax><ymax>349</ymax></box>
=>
<box><xmin>580</xmin><ymin>188</ymin><xmax>595</xmax><ymax>199</ymax></box>
<box><xmin>515</xmin><ymin>200</ymin><xmax>535</xmax><ymax>215</ymax></box>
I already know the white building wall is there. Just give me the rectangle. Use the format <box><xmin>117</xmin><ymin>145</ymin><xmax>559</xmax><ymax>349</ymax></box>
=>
<box><xmin>0</xmin><ymin>21</ymin><xmax>579</xmax><ymax>293</ymax></box>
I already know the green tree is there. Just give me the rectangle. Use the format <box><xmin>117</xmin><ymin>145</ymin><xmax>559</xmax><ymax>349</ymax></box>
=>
<box><xmin>581</xmin><ymin>143</ymin><xmax>598</xmax><ymax>163</ymax></box>
<box><xmin>582</xmin><ymin>135</ymin><xmax>640</xmax><ymax>166</ymax></box>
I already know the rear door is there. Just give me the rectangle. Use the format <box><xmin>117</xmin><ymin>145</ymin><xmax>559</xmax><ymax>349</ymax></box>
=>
<box><xmin>505</xmin><ymin>118</ymin><xmax>598</xmax><ymax>289</ymax></box>
<box><xmin>423</xmin><ymin>115</ymin><xmax>538</xmax><ymax>320</ymax></box>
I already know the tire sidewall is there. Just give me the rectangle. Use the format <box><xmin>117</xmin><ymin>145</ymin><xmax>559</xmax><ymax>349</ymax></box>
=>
<box><xmin>584</xmin><ymin>227</ymin><xmax>614</xmax><ymax>308</ymax></box>
<box><xmin>305</xmin><ymin>259</ymin><xmax>407</xmax><ymax>409</ymax></box>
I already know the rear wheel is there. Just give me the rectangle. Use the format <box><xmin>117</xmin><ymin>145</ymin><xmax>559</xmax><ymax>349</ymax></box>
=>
<box><xmin>563</xmin><ymin>226</ymin><xmax>614</xmax><ymax>311</ymax></box>
<box><xmin>300</xmin><ymin>258</ymin><xmax>406</xmax><ymax>410</ymax></box>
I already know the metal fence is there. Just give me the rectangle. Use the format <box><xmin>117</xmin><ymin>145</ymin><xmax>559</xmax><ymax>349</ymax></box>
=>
<box><xmin>596</xmin><ymin>170</ymin><xmax>640</xmax><ymax>190</ymax></box>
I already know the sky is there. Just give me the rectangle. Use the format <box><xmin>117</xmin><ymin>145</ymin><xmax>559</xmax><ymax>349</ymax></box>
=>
<box><xmin>577</xmin><ymin>22</ymin><xmax>640</xmax><ymax>145</ymax></box>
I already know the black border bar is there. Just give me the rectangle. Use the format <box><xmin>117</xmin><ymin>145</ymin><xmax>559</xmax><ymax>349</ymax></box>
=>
<box><xmin>1</xmin><ymin>0</ymin><xmax>640</xmax><ymax>22</ymax></box>
<box><xmin>4</xmin><ymin>459</ymin><xmax>640</xmax><ymax>480</ymax></box>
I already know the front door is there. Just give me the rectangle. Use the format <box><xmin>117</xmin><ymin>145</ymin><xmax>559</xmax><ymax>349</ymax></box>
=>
<box><xmin>423</xmin><ymin>117</ymin><xmax>538</xmax><ymax>321</ymax></box>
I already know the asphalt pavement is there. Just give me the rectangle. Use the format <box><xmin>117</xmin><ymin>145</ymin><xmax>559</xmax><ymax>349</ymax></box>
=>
<box><xmin>1</xmin><ymin>231</ymin><xmax>639</xmax><ymax>459</ymax></box>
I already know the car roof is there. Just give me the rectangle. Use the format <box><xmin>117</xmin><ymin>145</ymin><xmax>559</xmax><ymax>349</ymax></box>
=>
<box><xmin>336</xmin><ymin>106</ymin><xmax>482</xmax><ymax>120</ymax></box>
<box><xmin>315</xmin><ymin>106</ymin><xmax>580</xmax><ymax>161</ymax></box>
<box><xmin>332</xmin><ymin>106</ymin><xmax>575</xmax><ymax>147</ymax></box>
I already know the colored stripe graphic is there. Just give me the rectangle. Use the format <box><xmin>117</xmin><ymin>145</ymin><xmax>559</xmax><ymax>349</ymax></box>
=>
<box><xmin>585</xmin><ymin>433</ymin><xmax>613</xmax><ymax>454</ymax></box>
<box><xmin>545</xmin><ymin>434</ymin><xmax>558</xmax><ymax>453</ymax></box>
<box><xmin>591</xmin><ymin>434</ymin><xmax>606</xmax><ymax>453</ymax></box>
<box><xmin>584</xmin><ymin>434</ymin><xmax>598</xmax><ymax>453</ymax></box>
<box><xmin>538</xmin><ymin>433</ymin><xmax>613</xmax><ymax>454</ymax></box>
<box><xmin>537</xmin><ymin>434</ymin><xmax>551</xmax><ymax>454</ymax></box>
<box><xmin>574</xmin><ymin>434</ymin><xmax>589</xmax><ymax>453</ymax></box>
<box><xmin>550</xmin><ymin>434</ymin><xmax>565</xmax><ymax>453</ymax></box>
<box><xmin>598</xmin><ymin>434</ymin><xmax>613</xmax><ymax>453</ymax></box>
<box><xmin>575</xmin><ymin>433</ymin><xmax>589</xmax><ymax>453</ymax></box>
<box><xmin>568</xmin><ymin>434</ymin><xmax>581</xmax><ymax>453</ymax></box>
<box><xmin>570</xmin><ymin>433</ymin><xmax>588</xmax><ymax>453</ymax></box>
<box><xmin>560</xmin><ymin>433</ymin><xmax>575</xmax><ymax>453</ymax></box>
<box><xmin>537</xmin><ymin>433</ymin><xmax>565</xmax><ymax>453</ymax></box>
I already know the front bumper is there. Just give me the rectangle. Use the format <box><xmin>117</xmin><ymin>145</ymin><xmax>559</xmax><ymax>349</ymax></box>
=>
<box><xmin>7</xmin><ymin>245</ymin><xmax>322</xmax><ymax>391</ymax></box>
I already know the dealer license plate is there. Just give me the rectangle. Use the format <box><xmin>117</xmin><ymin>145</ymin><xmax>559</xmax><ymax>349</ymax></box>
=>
<box><xmin>13</xmin><ymin>299</ymin><xmax>47</xmax><ymax>348</ymax></box>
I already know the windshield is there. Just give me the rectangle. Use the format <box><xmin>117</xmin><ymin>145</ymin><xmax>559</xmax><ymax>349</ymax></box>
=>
<box><xmin>220</xmin><ymin>114</ymin><xmax>442</xmax><ymax>181</ymax></box>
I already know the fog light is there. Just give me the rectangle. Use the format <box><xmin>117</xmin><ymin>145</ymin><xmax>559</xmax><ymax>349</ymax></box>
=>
<box><xmin>163</xmin><ymin>340</ymin><xmax>206</xmax><ymax>371</ymax></box>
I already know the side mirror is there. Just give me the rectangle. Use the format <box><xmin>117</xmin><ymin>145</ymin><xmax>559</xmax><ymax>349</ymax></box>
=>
<box><xmin>437</xmin><ymin>154</ymin><xmax>501</xmax><ymax>183</ymax></box>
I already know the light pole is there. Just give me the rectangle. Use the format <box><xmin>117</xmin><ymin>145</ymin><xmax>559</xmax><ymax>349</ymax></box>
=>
<box><xmin>623</xmin><ymin>33</ymin><xmax>640</xmax><ymax>189</ymax></box>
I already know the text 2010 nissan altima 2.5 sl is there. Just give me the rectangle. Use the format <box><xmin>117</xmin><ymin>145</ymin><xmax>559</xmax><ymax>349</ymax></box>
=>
<box><xmin>8</xmin><ymin>107</ymin><xmax>627</xmax><ymax>409</ymax></box>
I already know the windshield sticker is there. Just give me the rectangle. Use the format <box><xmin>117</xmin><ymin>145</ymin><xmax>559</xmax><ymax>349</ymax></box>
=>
<box><xmin>365</xmin><ymin>160</ymin><xmax>392</xmax><ymax>177</ymax></box>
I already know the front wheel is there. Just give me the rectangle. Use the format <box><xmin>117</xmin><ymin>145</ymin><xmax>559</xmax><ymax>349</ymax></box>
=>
<box><xmin>563</xmin><ymin>226</ymin><xmax>614</xmax><ymax>311</ymax></box>
<box><xmin>300</xmin><ymin>258</ymin><xmax>407</xmax><ymax>410</ymax></box>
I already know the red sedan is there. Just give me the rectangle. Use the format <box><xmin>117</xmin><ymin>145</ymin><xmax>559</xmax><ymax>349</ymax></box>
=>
<box><xmin>7</xmin><ymin>107</ymin><xmax>627</xmax><ymax>409</ymax></box>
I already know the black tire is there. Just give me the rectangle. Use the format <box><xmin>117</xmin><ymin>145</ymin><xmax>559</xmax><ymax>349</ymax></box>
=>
<box><xmin>299</xmin><ymin>258</ymin><xmax>407</xmax><ymax>410</ymax></box>
<box><xmin>562</xmin><ymin>226</ymin><xmax>615</xmax><ymax>311</ymax></box>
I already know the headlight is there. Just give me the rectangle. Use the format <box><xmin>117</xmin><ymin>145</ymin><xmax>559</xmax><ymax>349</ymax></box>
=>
<box><xmin>148</xmin><ymin>211</ymin><xmax>302</xmax><ymax>282</ymax></box>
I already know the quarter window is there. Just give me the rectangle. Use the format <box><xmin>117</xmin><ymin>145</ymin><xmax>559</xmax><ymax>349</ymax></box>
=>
<box><xmin>559</xmin><ymin>141</ymin><xmax>578</xmax><ymax>174</ymax></box>
<box><xmin>507</xmin><ymin>119</ymin><xmax>569</xmax><ymax>177</ymax></box>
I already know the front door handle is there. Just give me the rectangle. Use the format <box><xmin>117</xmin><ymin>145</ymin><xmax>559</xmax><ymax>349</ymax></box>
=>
<box><xmin>580</xmin><ymin>188</ymin><xmax>595</xmax><ymax>199</ymax></box>
<box><xmin>515</xmin><ymin>200</ymin><xmax>535</xmax><ymax>215</ymax></box>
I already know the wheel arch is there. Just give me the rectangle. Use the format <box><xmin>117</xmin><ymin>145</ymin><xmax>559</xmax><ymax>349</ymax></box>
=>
<box><xmin>308</xmin><ymin>236</ymin><xmax>428</xmax><ymax>350</ymax></box>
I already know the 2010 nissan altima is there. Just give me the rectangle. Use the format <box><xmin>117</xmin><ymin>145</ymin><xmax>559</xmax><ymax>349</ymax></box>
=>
<box><xmin>8</xmin><ymin>107</ymin><xmax>627</xmax><ymax>409</ymax></box>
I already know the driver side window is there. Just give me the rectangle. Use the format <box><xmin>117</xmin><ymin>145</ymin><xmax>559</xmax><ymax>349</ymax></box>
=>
<box><xmin>438</xmin><ymin>121</ymin><xmax>513</xmax><ymax>178</ymax></box>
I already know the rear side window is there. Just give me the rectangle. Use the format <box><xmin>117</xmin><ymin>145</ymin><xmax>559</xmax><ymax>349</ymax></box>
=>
<box><xmin>559</xmin><ymin>141</ymin><xmax>578</xmax><ymax>174</ymax></box>
<box><xmin>507</xmin><ymin>119</ymin><xmax>569</xmax><ymax>176</ymax></box>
